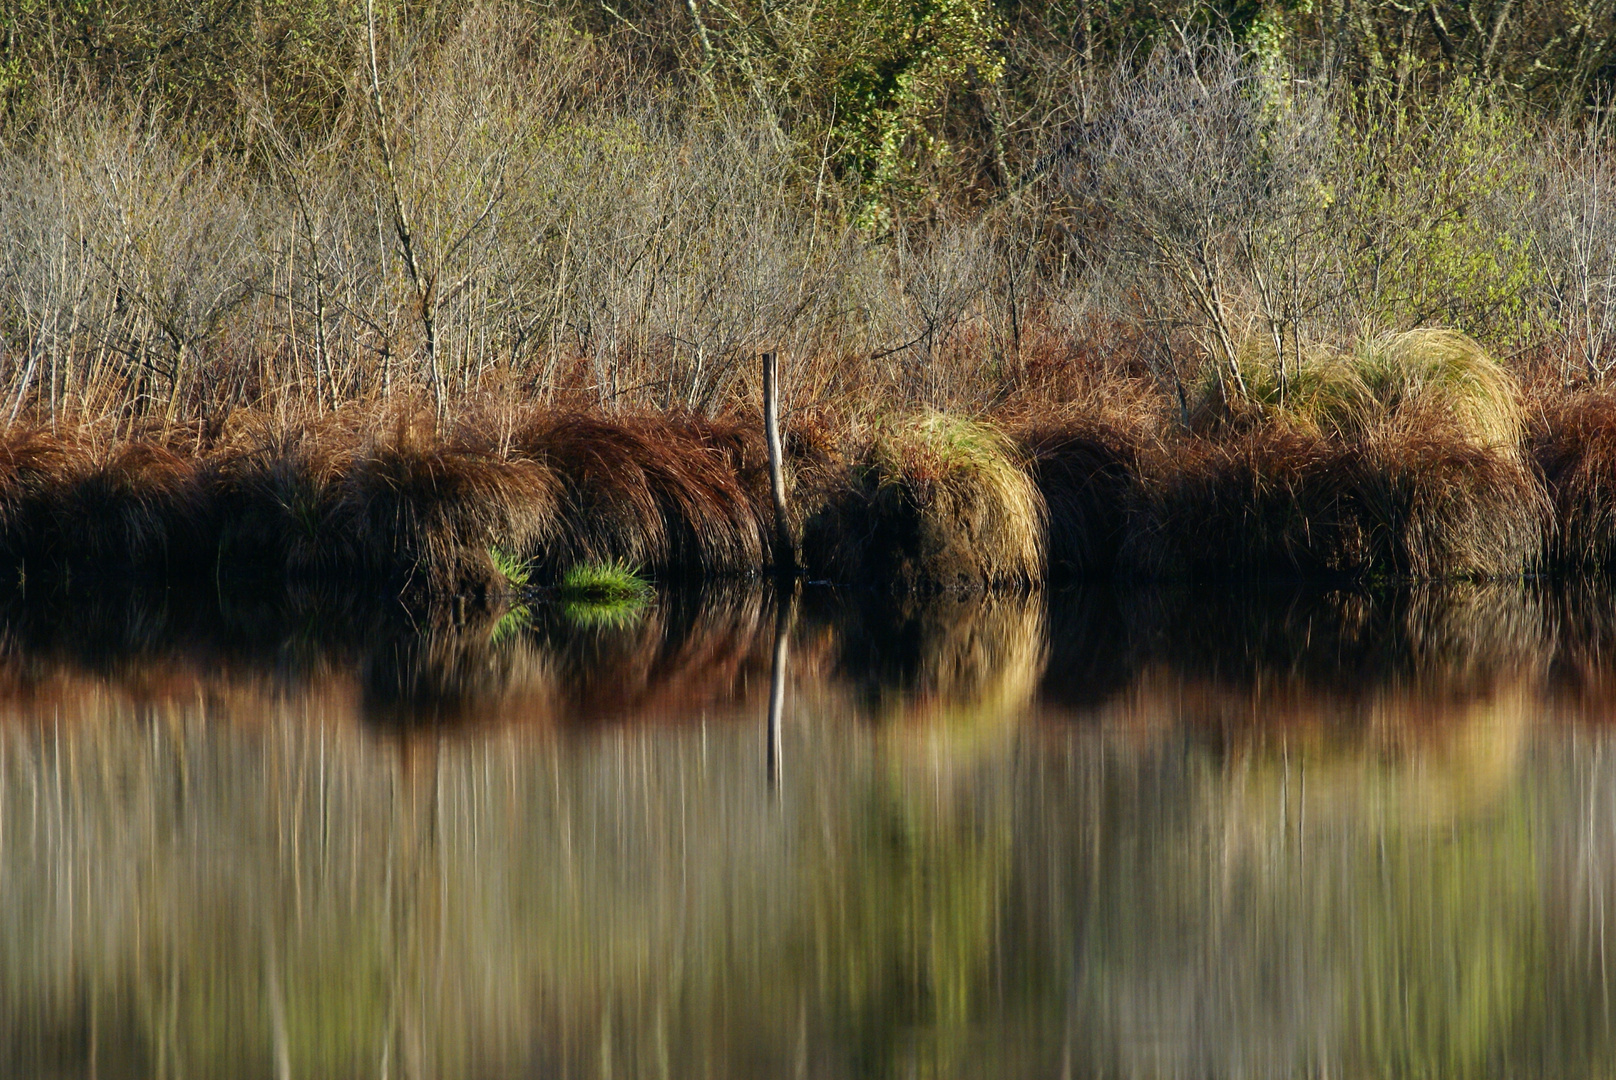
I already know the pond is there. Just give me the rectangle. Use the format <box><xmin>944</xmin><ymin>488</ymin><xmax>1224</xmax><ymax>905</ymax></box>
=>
<box><xmin>1</xmin><ymin>581</ymin><xmax>1613</xmax><ymax>1078</ymax></box>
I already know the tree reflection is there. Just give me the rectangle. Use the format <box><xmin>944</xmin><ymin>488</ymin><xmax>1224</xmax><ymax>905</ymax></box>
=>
<box><xmin>0</xmin><ymin>584</ymin><xmax>1610</xmax><ymax>1076</ymax></box>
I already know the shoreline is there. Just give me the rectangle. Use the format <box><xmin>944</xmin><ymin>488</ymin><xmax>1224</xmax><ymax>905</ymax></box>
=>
<box><xmin>0</xmin><ymin>395</ymin><xmax>1611</xmax><ymax>598</ymax></box>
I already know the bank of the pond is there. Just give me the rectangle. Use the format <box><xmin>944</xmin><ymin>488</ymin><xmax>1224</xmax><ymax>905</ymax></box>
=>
<box><xmin>6</xmin><ymin>335</ymin><xmax>1616</xmax><ymax>593</ymax></box>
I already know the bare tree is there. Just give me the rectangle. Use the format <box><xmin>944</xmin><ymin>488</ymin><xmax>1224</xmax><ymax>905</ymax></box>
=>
<box><xmin>1065</xmin><ymin>36</ymin><xmax>1332</xmax><ymax>403</ymax></box>
<box><xmin>1538</xmin><ymin>116</ymin><xmax>1616</xmax><ymax>383</ymax></box>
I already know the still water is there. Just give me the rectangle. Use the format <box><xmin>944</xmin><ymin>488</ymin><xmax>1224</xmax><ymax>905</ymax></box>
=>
<box><xmin>1</xmin><ymin>582</ymin><xmax>1614</xmax><ymax>1078</ymax></box>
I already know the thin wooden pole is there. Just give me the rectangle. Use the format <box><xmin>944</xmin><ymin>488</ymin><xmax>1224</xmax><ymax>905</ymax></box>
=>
<box><xmin>762</xmin><ymin>350</ymin><xmax>796</xmax><ymax>575</ymax></box>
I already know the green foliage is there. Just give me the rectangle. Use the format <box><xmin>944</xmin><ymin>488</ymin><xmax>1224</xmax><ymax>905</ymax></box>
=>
<box><xmin>489</xmin><ymin>547</ymin><xmax>531</xmax><ymax>588</ymax></box>
<box><xmin>0</xmin><ymin>0</ymin><xmax>466</xmax><ymax>134</ymax></box>
<box><xmin>557</xmin><ymin>560</ymin><xmax>653</xmax><ymax>627</ymax></box>
<box><xmin>814</xmin><ymin>0</ymin><xmax>1004</xmax><ymax>219</ymax></box>
<box><xmin>1335</xmin><ymin>85</ymin><xmax>1542</xmax><ymax>344</ymax></box>
<box><xmin>677</xmin><ymin>0</ymin><xmax>1005</xmax><ymax>220</ymax></box>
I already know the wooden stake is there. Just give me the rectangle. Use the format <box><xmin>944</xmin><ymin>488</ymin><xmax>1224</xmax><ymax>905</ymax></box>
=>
<box><xmin>762</xmin><ymin>350</ymin><xmax>796</xmax><ymax>575</ymax></box>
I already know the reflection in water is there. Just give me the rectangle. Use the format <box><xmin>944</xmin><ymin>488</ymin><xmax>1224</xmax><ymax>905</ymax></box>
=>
<box><xmin>3</xmin><ymin>582</ymin><xmax>1616</xmax><ymax>1076</ymax></box>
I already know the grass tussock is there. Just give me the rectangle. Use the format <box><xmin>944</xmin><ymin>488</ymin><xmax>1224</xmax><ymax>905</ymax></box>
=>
<box><xmin>208</xmin><ymin>419</ymin><xmax>358</xmax><ymax>583</ymax></box>
<box><xmin>1137</xmin><ymin>331</ymin><xmax>1543</xmax><ymax>581</ymax></box>
<box><xmin>1200</xmin><ymin>330</ymin><xmax>1525</xmax><ymax>452</ymax></box>
<box><xmin>1019</xmin><ymin>415</ymin><xmax>1141</xmax><ymax>578</ymax></box>
<box><xmin>803</xmin><ymin>413</ymin><xmax>1045</xmax><ymax>590</ymax></box>
<box><xmin>334</xmin><ymin>415</ymin><xmax>561</xmax><ymax>594</ymax></box>
<box><xmin>0</xmin><ymin>431</ymin><xmax>213</xmax><ymax>577</ymax></box>
<box><xmin>1534</xmin><ymin>390</ymin><xmax>1616</xmax><ymax>571</ymax></box>
<box><xmin>1123</xmin><ymin>417</ymin><xmax>1547</xmax><ymax>581</ymax></box>
<box><xmin>557</xmin><ymin>561</ymin><xmax>655</xmax><ymax>627</ymax></box>
<box><xmin>559</xmin><ymin>561</ymin><xmax>654</xmax><ymax>603</ymax></box>
<box><xmin>513</xmin><ymin>413</ymin><xmax>772</xmax><ymax>580</ymax></box>
<box><xmin>0</xmin><ymin>353</ymin><xmax>1587</xmax><ymax>597</ymax></box>
<box><xmin>1356</xmin><ymin>331</ymin><xmax>1525</xmax><ymax>451</ymax></box>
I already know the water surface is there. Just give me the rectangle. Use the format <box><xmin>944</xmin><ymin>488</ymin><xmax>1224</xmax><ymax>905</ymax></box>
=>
<box><xmin>3</xmin><ymin>582</ymin><xmax>1615</xmax><ymax>1078</ymax></box>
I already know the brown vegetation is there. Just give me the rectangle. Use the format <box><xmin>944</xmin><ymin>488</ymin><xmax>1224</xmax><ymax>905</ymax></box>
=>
<box><xmin>1534</xmin><ymin>390</ymin><xmax>1616</xmax><ymax>572</ymax></box>
<box><xmin>1121</xmin><ymin>419</ymin><xmax>1548</xmax><ymax>581</ymax></box>
<box><xmin>0</xmin><ymin>16</ymin><xmax>1612</xmax><ymax>594</ymax></box>
<box><xmin>0</xmin><ymin>385</ymin><xmax>1593</xmax><ymax>595</ymax></box>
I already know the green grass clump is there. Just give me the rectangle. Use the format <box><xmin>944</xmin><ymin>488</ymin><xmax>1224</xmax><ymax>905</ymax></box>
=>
<box><xmin>490</xmin><ymin>547</ymin><xmax>532</xmax><ymax>588</ymax></box>
<box><xmin>557</xmin><ymin>561</ymin><xmax>654</xmax><ymax>627</ymax></box>
<box><xmin>559</xmin><ymin>560</ymin><xmax>653</xmax><ymax>602</ymax></box>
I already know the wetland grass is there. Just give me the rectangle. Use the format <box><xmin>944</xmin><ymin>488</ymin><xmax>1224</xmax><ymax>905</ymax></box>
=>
<box><xmin>1020</xmin><ymin>414</ymin><xmax>1140</xmax><ymax>578</ymax></box>
<box><xmin>1120</xmin><ymin>331</ymin><xmax>1547</xmax><ymax>581</ymax></box>
<box><xmin>802</xmin><ymin>413</ymin><xmax>1046</xmax><ymax>590</ymax></box>
<box><xmin>1534</xmin><ymin>389</ymin><xmax>1616</xmax><ymax>572</ymax></box>
<box><xmin>0</xmin><ymin>330</ymin><xmax>1600</xmax><ymax>597</ymax></box>
<box><xmin>514</xmin><ymin>413</ymin><xmax>773</xmax><ymax>580</ymax></box>
<box><xmin>334</xmin><ymin>417</ymin><xmax>560</xmax><ymax>594</ymax></box>
<box><xmin>554</xmin><ymin>560</ymin><xmax>655</xmax><ymax>628</ymax></box>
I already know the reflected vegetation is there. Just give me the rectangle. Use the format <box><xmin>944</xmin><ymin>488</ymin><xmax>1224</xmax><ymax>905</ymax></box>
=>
<box><xmin>3</xmin><ymin>581</ymin><xmax>1616</xmax><ymax>1076</ymax></box>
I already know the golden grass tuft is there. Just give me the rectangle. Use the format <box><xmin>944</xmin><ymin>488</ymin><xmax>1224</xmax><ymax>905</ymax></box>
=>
<box><xmin>1148</xmin><ymin>330</ymin><xmax>1541</xmax><ymax>581</ymax></box>
<box><xmin>1355</xmin><ymin>329</ymin><xmax>1525</xmax><ymax>452</ymax></box>
<box><xmin>1198</xmin><ymin>329</ymin><xmax>1525</xmax><ymax>452</ymax></box>
<box><xmin>803</xmin><ymin>413</ymin><xmax>1046</xmax><ymax>589</ymax></box>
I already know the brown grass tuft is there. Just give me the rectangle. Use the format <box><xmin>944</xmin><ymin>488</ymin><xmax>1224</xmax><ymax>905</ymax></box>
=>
<box><xmin>208</xmin><ymin>420</ymin><xmax>358</xmax><ymax>583</ymax></box>
<box><xmin>1534</xmin><ymin>390</ymin><xmax>1616</xmax><ymax>571</ymax></box>
<box><xmin>1019</xmin><ymin>418</ymin><xmax>1140</xmax><ymax>578</ymax></box>
<box><xmin>1123</xmin><ymin>414</ymin><xmax>1547</xmax><ymax>581</ymax></box>
<box><xmin>334</xmin><ymin>415</ymin><xmax>561</xmax><ymax>594</ymax></box>
<box><xmin>513</xmin><ymin>412</ymin><xmax>771</xmax><ymax>580</ymax></box>
<box><xmin>49</xmin><ymin>440</ymin><xmax>206</xmax><ymax>574</ymax></box>
<box><xmin>0</xmin><ymin>429</ymin><xmax>87</xmax><ymax>570</ymax></box>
